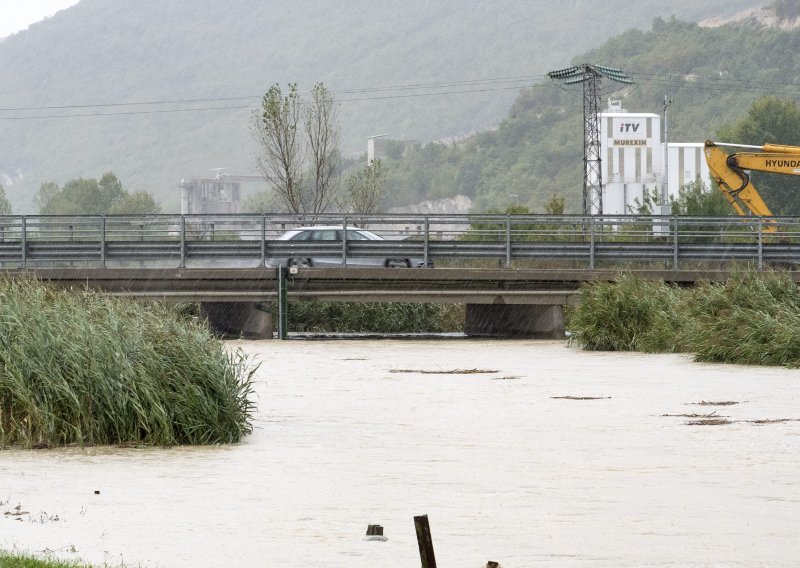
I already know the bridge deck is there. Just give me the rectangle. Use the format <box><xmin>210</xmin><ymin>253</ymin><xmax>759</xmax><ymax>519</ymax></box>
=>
<box><xmin>3</xmin><ymin>267</ymin><xmax>788</xmax><ymax>305</ymax></box>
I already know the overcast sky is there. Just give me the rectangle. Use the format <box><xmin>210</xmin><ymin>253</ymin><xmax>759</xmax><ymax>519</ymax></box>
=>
<box><xmin>0</xmin><ymin>0</ymin><xmax>81</xmax><ymax>39</ymax></box>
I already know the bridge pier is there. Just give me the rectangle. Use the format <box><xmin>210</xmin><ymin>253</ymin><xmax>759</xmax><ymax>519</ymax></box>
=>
<box><xmin>464</xmin><ymin>304</ymin><xmax>565</xmax><ymax>339</ymax></box>
<box><xmin>200</xmin><ymin>302</ymin><xmax>273</xmax><ymax>339</ymax></box>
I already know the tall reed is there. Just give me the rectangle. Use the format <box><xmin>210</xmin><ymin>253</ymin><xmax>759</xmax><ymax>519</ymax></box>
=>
<box><xmin>683</xmin><ymin>270</ymin><xmax>800</xmax><ymax>366</ymax></box>
<box><xmin>567</xmin><ymin>270</ymin><xmax>800</xmax><ymax>368</ymax></box>
<box><xmin>0</xmin><ymin>279</ymin><xmax>257</xmax><ymax>449</ymax></box>
<box><xmin>287</xmin><ymin>301</ymin><xmax>464</xmax><ymax>333</ymax></box>
<box><xmin>566</xmin><ymin>273</ymin><xmax>686</xmax><ymax>352</ymax></box>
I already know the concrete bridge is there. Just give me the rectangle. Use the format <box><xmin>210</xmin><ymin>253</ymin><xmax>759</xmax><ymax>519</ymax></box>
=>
<box><xmin>2</xmin><ymin>212</ymin><xmax>800</xmax><ymax>338</ymax></box>
<box><xmin>3</xmin><ymin>266</ymin><xmax>786</xmax><ymax>339</ymax></box>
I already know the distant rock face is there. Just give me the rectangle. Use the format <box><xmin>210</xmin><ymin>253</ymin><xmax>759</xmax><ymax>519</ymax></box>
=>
<box><xmin>700</xmin><ymin>5</ymin><xmax>800</xmax><ymax>29</ymax></box>
<box><xmin>389</xmin><ymin>195</ymin><xmax>473</xmax><ymax>215</ymax></box>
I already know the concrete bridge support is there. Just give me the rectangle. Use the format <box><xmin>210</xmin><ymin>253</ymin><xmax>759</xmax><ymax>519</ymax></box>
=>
<box><xmin>200</xmin><ymin>302</ymin><xmax>273</xmax><ymax>339</ymax></box>
<box><xmin>464</xmin><ymin>303</ymin><xmax>565</xmax><ymax>339</ymax></box>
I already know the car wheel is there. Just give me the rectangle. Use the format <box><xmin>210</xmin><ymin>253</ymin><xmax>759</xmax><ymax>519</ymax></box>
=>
<box><xmin>288</xmin><ymin>257</ymin><xmax>313</xmax><ymax>268</ymax></box>
<box><xmin>385</xmin><ymin>258</ymin><xmax>410</xmax><ymax>268</ymax></box>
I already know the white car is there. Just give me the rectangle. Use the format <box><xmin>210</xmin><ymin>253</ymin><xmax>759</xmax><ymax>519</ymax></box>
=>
<box><xmin>267</xmin><ymin>226</ymin><xmax>430</xmax><ymax>268</ymax></box>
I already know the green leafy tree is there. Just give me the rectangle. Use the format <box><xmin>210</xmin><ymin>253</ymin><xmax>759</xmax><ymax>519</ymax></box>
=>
<box><xmin>544</xmin><ymin>194</ymin><xmax>565</xmax><ymax>215</ymax></box>
<box><xmin>34</xmin><ymin>182</ymin><xmax>60</xmax><ymax>214</ymax></box>
<box><xmin>34</xmin><ymin>173</ymin><xmax>160</xmax><ymax>215</ymax></box>
<box><xmin>670</xmin><ymin>179</ymin><xmax>731</xmax><ymax>216</ymax></box>
<box><xmin>110</xmin><ymin>191</ymin><xmax>162</xmax><ymax>214</ymax></box>
<box><xmin>0</xmin><ymin>184</ymin><xmax>12</xmax><ymax>215</ymax></box>
<box><xmin>345</xmin><ymin>160</ymin><xmax>386</xmax><ymax>216</ymax></box>
<box><xmin>627</xmin><ymin>187</ymin><xmax>662</xmax><ymax>215</ymax></box>
<box><xmin>254</xmin><ymin>83</ymin><xmax>305</xmax><ymax>214</ymax></box>
<box><xmin>716</xmin><ymin>97</ymin><xmax>800</xmax><ymax>215</ymax></box>
<box><xmin>305</xmin><ymin>83</ymin><xmax>340</xmax><ymax>214</ymax></box>
<box><xmin>461</xmin><ymin>204</ymin><xmax>534</xmax><ymax>242</ymax></box>
<box><xmin>253</xmin><ymin>82</ymin><xmax>341</xmax><ymax>217</ymax></box>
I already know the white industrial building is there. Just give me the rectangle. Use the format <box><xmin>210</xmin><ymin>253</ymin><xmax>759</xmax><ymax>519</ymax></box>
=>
<box><xmin>599</xmin><ymin>100</ymin><xmax>710</xmax><ymax>215</ymax></box>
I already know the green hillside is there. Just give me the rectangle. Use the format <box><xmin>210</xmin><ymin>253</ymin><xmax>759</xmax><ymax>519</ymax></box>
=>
<box><xmin>381</xmin><ymin>13</ymin><xmax>800</xmax><ymax>214</ymax></box>
<box><xmin>0</xmin><ymin>0</ymin><xmax>758</xmax><ymax>212</ymax></box>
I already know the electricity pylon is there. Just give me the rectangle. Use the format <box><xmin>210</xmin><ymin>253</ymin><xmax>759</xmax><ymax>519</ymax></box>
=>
<box><xmin>548</xmin><ymin>64</ymin><xmax>633</xmax><ymax>215</ymax></box>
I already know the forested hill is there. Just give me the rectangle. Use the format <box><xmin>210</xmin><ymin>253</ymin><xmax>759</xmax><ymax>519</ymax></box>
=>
<box><xmin>0</xmin><ymin>0</ymin><xmax>759</xmax><ymax>212</ymax></box>
<box><xmin>381</xmin><ymin>11</ymin><xmax>800</xmax><ymax>214</ymax></box>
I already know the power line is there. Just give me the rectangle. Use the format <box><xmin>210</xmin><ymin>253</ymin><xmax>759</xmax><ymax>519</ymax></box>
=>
<box><xmin>0</xmin><ymin>105</ymin><xmax>255</xmax><ymax>120</ymax></box>
<box><xmin>0</xmin><ymin>74</ymin><xmax>547</xmax><ymax>114</ymax></box>
<box><xmin>2</xmin><ymin>70</ymin><xmax>800</xmax><ymax>122</ymax></box>
<box><xmin>0</xmin><ymin>82</ymin><xmax>549</xmax><ymax>121</ymax></box>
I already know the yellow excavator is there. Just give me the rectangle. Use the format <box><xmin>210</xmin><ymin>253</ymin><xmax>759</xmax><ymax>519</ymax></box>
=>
<box><xmin>704</xmin><ymin>140</ymin><xmax>800</xmax><ymax>232</ymax></box>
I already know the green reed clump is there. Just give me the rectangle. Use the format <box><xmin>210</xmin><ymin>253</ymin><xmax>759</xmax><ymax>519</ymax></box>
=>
<box><xmin>287</xmin><ymin>301</ymin><xmax>464</xmax><ymax>333</ymax></box>
<box><xmin>0</xmin><ymin>551</ymin><xmax>93</xmax><ymax>567</ymax></box>
<box><xmin>0</xmin><ymin>279</ymin><xmax>257</xmax><ymax>449</ymax></box>
<box><xmin>683</xmin><ymin>270</ymin><xmax>800</xmax><ymax>367</ymax></box>
<box><xmin>568</xmin><ymin>269</ymin><xmax>800</xmax><ymax>368</ymax></box>
<box><xmin>566</xmin><ymin>273</ymin><xmax>687</xmax><ymax>352</ymax></box>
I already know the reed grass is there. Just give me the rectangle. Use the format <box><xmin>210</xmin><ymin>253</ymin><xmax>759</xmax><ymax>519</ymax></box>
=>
<box><xmin>565</xmin><ymin>273</ymin><xmax>686</xmax><ymax>352</ymax></box>
<box><xmin>286</xmin><ymin>301</ymin><xmax>464</xmax><ymax>333</ymax></box>
<box><xmin>567</xmin><ymin>270</ymin><xmax>800</xmax><ymax>368</ymax></box>
<box><xmin>0</xmin><ymin>279</ymin><xmax>257</xmax><ymax>449</ymax></box>
<box><xmin>683</xmin><ymin>271</ymin><xmax>800</xmax><ymax>367</ymax></box>
<box><xmin>0</xmin><ymin>552</ymin><xmax>94</xmax><ymax>567</ymax></box>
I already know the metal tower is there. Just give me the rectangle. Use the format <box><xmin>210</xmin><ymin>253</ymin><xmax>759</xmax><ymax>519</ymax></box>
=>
<box><xmin>548</xmin><ymin>64</ymin><xmax>633</xmax><ymax>215</ymax></box>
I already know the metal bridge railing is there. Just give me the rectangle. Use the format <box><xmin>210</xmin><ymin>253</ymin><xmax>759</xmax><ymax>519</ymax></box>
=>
<box><xmin>1</xmin><ymin>213</ymin><xmax>799</xmax><ymax>270</ymax></box>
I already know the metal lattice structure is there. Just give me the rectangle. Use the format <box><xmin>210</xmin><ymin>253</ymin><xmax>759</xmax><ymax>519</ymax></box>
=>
<box><xmin>548</xmin><ymin>64</ymin><xmax>634</xmax><ymax>215</ymax></box>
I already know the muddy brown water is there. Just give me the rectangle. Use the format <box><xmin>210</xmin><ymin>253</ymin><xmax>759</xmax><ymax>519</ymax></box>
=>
<box><xmin>2</xmin><ymin>339</ymin><xmax>799</xmax><ymax>567</ymax></box>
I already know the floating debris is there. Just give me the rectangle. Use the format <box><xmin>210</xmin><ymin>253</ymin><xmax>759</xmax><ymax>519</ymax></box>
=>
<box><xmin>662</xmin><ymin>411</ymin><xmax>725</xmax><ymax>418</ymax></box>
<box><xmin>686</xmin><ymin>418</ymin><xmax>733</xmax><ymax>426</ymax></box>
<box><xmin>492</xmin><ymin>376</ymin><xmax>522</xmax><ymax>381</ymax></box>
<box><xmin>4</xmin><ymin>504</ymin><xmax>29</xmax><ymax>517</ymax></box>
<box><xmin>390</xmin><ymin>368</ymin><xmax>498</xmax><ymax>375</ymax></box>
<box><xmin>690</xmin><ymin>400</ymin><xmax>740</xmax><ymax>406</ymax></box>
<box><xmin>551</xmin><ymin>395</ymin><xmax>611</xmax><ymax>400</ymax></box>
<box><xmin>745</xmin><ymin>418</ymin><xmax>800</xmax><ymax>425</ymax></box>
<box><xmin>673</xmin><ymin>412</ymin><xmax>800</xmax><ymax>426</ymax></box>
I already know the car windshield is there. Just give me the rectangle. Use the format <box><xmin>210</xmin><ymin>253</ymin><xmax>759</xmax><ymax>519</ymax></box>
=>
<box><xmin>290</xmin><ymin>229</ymin><xmax>338</xmax><ymax>241</ymax></box>
<box><xmin>288</xmin><ymin>228</ymin><xmax>383</xmax><ymax>241</ymax></box>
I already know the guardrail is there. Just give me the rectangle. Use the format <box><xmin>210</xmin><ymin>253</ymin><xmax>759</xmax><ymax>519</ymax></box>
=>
<box><xmin>1</xmin><ymin>213</ymin><xmax>799</xmax><ymax>270</ymax></box>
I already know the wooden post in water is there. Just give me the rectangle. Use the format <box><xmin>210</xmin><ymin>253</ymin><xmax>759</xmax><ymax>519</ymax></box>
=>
<box><xmin>413</xmin><ymin>514</ymin><xmax>437</xmax><ymax>568</ymax></box>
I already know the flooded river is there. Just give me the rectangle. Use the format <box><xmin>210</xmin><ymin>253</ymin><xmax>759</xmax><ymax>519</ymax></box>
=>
<box><xmin>2</xmin><ymin>339</ymin><xmax>799</xmax><ymax>567</ymax></box>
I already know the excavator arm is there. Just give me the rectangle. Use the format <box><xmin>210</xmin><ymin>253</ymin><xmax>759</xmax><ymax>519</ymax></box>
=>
<box><xmin>704</xmin><ymin>140</ymin><xmax>800</xmax><ymax>231</ymax></box>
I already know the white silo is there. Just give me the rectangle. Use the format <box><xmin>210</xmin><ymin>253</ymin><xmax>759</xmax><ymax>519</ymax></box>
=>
<box><xmin>599</xmin><ymin>100</ymin><xmax>663</xmax><ymax>215</ymax></box>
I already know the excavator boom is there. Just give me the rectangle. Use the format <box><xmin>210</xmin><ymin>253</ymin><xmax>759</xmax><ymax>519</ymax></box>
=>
<box><xmin>703</xmin><ymin>140</ymin><xmax>800</xmax><ymax>229</ymax></box>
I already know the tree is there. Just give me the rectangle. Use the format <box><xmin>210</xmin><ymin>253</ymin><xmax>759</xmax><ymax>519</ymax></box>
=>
<box><xmin>254</xmin><ymin>83</ymin><xmax>305</xmax><ymax>214</ymax></box>
<box><xmin>345</xmin><ymin>160</ymin><xmax>386</xmax><ymax>216</ymax></box>
<box><xmin>0</xmin><ymin>184</ymin><xmax>12</xmax><ymax>215</ymax></box>
<box><xmin>34</xmin><ymin>182</ymin><xmax>61</xmax><ymax>214</ymax></box>
<box><xmin>253</xmin><ymin>82</ymin><xmax>340</xmax><ymax>217</ymax></box>
<box><xmin>716</xmin><ymin>96</ymin><xmax>800</xmax><ymax>215</ymax></box>
<box><xmin>305</xmin><ymin>83</ymin><xmax>340</xmax><ymax>214</ymax></box>
<box><xmin>669</xmin><ymin>178</ymin><xmax>730</xmax><ymax>216</ymax></box>
<box><xmin>34</xmin><ymin>173</ymin><xmax>160</xmax><ymax>215</ymax></box>
<box><xmin>544</xmin><ymin>194</ymin><xmax>565</xmax><ymax>215</ymax></box>
<box><xmin>109</xmin><ymin>191</ymin><xmax>162</xmax><ymax>214</ymax></box>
